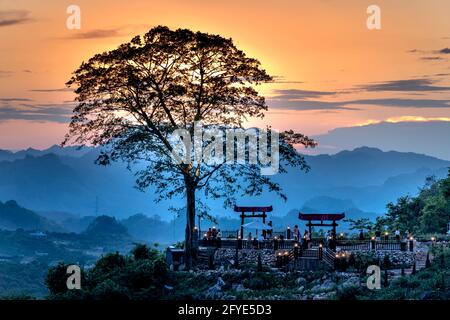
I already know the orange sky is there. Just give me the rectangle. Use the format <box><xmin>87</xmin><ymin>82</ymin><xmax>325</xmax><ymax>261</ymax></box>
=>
<box><xmin>1</xmin><ymin>0</ymin><xmax>450</xmax><ymax>149</ymax></box>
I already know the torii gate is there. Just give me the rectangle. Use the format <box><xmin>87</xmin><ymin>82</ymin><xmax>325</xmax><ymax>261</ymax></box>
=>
<box><xmin>234</xmin><ymin>205</ymin><xmax>273</xmax><ymax>238</ymax></box>
<box><xmin>298</xmin><ymin>212</ymin><xmax>346</xmax><ymax>236</ymax></box>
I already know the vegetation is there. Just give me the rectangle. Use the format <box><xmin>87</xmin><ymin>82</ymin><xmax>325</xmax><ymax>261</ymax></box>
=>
<box><xmin>374</xmin><ymin>171</ymin><xmax>450</xmax><ymax>235</ymax></box>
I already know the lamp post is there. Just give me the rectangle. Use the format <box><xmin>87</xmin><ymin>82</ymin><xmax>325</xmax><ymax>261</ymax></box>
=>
<box><xmin>371</xmin><ymin>236</ymin><xmax>376</xmax><ymax>251</ymax></box>
<box><xmin>409</xmin><ymin>236</ymin><xmax>414</xmax><ymax>252</ymax></box>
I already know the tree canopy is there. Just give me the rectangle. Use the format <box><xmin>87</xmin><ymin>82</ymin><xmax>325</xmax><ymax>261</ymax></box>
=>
<box><xmin>64</xmin><ymin>26</ymin><xmax>315</xmax><ymax>268</ymax></box>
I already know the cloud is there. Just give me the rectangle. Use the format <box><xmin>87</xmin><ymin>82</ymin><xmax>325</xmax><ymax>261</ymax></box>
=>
<box><xmin>267</xmin><ymin>99</ymin><xmax>358</xmax><ymax>111</ymax></box>
<box><xmin>0</xmin><ymin>10</ymin><xmax>31</xmax><ymax>27</ymax></box>
<box><xmin>270</xmin><ymin>76</ymin><xmax>304</xmax><ymax>84</ymax></box>
<box><xmin>271</xmin><ymin>89</ymin><xmax>337</xmax><ymax>99</ymax></box>
<box><xmin>358</xmin><ymin>78</ymin><xmax>450</xmax><ymax>92</ymax></box>
<box><xmin>66</xmin><ymin>28</ymin><xmax>121</xmax><ymax>39</ymax></box>
<box><xmin>420</xmin><ymin>56</ymin><xmax>444</xmax><ymax>61</ymax></box>
<box><xmin>0</xmin><ymin>98</ymin><xmax>33</xmax><ymax>102</ymax></box>
<box><xmin>0</xmin><ymin>102</ymin><xmax>74</xmax><ymax>123</ymax></box>
<box><xmin>438</xmin><ymin>48</ymin><xmax>450</xmax><ymax>54</ymax></box>
<box><xmin>267</xmin><ymin>97</ymin><xmax>450</xmax><ymax>111</ymax></box>
<box><xmin>0</xmin><ymin>70</ymin><xmax>13</xmax><ymax>77</ymax></box>
<box><xmin>30</xmin><ymin>88</ymin><xmax>73</xmax><ymax>93</ymax></box>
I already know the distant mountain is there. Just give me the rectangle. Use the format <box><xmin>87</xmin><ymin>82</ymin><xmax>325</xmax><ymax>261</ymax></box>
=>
<box><xmin>311</xmin><ymin>121</ymin><xmax>450</xmax><ymax>160</ymax></box>
<box><xmin>84</xmin><ymin>215</ymin><xmax>130</xmax><ymax>239</ymax></box>
<box><xmin>0</xmin><ymin>145</ymin><xmax>93</xmax><ymax>161</ymax></box>
<box><xmin>0</xmin><ymin>200</ymin><xmax>62</xmax><ymax>232</ymax></box>
<box><xmin>0</xmin><ymin>145</ymin><xmax>448</xmax><ymax>220</ymax></box>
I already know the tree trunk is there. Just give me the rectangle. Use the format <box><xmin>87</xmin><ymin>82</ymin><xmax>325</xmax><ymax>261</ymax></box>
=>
<box><xmin>184</xmin><ymin>179</ymin><xmax>196</xmax><ymax>270</ymax></box>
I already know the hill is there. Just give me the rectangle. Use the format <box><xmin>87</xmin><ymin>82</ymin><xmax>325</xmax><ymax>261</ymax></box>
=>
<box><xmin>0</xmin><ymin>200</ymin><xmax>62</xmax><ymax>232</ymax></box>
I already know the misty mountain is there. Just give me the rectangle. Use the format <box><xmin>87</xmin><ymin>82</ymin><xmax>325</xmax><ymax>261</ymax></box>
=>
<box><xmin>0</xmin><ymin>200</ymin><xmax>62</xmax><ymax>232</ymax></box>
<box><xmin>311</xmin><ymin>121</ymin><xmax>450</xmax><ymax>160</ymax></box>
<box><xmin>0</xmin><ymin>145</ymin><xmax>93</xmax><ymax>162</ymax></box>
<box><xmin>0</xmin><ymin>145</ymin><xmax>448</xmax><ymax>220</ymax></box>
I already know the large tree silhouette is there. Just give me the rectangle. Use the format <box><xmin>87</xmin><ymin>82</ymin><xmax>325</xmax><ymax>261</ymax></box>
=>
<box><xmin>64</xmin><ymin>26</ymin><xmax>315</xmax><ymax>269</ymax></box>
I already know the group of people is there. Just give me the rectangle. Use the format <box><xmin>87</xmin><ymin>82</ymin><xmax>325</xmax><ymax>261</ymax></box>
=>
<box><xmin>203</xmin><ymin>227</ymin><xmax>222</xmax><ymax>240</ymax></box>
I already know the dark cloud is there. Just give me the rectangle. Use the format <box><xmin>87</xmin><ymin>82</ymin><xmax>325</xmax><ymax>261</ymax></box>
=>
<box><xmin>267</xmin><ymin>98</ymin><xmax>450</xmax><ymax>111</ymax></box>
<box><xmin>421</xmin><ymin>56</ymin><xmax>444</xmax><ymax>61</ymax></box>
<box><xmin>0</xmin><ymin>102</ymin><xmax>74</xmax><ymax>123</ymax></box>
<box><xmin>271</xmin><ymin>89</ymin><xmax>337</xmax><ymax>99</ymax></box>
<box><xmin>0</xmin><ymin>10</ymin><xmax>31</xmax><ymax>27</ymax></box>
<box><xmin>0</xmin><ymin>98</ymin><xmax>33</xmax><ymax>102</ymax></box>
<box><xmin>358</xmin><ymin>78</ymin><xmax>450</xmax><ymax>92</ymax></box>
<box><xmin>67</xmin><ymin>28</ymin><xmax>121</xmax><ymax>39</ymax></box>
<box><xmin>267</xmin><ymin>99</ymin><xmax>357</xmax><ymax>111</ymax></box>
<box><xmin>30</xmin><ymin>88</ymin><xmax>73</xmax><ymax>92</ymax></box>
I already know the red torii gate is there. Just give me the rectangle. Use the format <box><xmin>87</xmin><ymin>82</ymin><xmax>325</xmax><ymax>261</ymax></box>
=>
<box><xmin>234</xmin><ymin>205</ymin><xmax>273</xmax><ymax>238</ymax></box>
<box><xmin>298</xmin><ymin>212</ymin><xmax>346</xmax><ymax>236</ymax></box>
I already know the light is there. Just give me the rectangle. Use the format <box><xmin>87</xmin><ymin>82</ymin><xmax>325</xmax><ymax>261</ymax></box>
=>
<box><xmin>294</xmin><ymin>243</ymin><xmax>298</xmax><ymax>247</ymax></box>
<box><xmin>371</xmin><ymin>236</ymin><xmax>375</xmax><ymax>240</ymax></box>
<box><xmin>409</xmin><ymin>236</ymin><xmax>414</xmax><ymax>241</ymax></box>
<box><xmin>204</xmin><ymin>233</ymin><xmax>207</xmax><ymax>237</ymax></box>
<box><xmin>335</xmin><ymin>254</ymin><xmax>339</xmax><ymax>258</ymax></box>
<box><xmin>284</xmin><ymin>251</ymin><xmax>289</xmax><ymax>256</ymax></box>
<box><xmin>274</xmin><ymin>236</ymin><xmax>278</xmax><ymax>240</ymax></box>
<box><xmin>287</xmin><ymin>226</ymin><xmax>290</xmax><ymax>229</ymax></box>
<box><xmin>385</xmin><ymin>232</ymin><xmax>389</xmax><ymax>236</ymax></box>
<box><xmin>319</xmin><ymin>244</ymin><xmax>323</xmax><ymax>248</ymax></box>
<box><xmin>431</xmin><ymin>237</ymin><xmax>436</xmax><ymax>241</ymax></box>
<box><xmin>278</xmin><ymin>252</ymin><xmax>282</xmax><ymax>256</ymax></box>
<box><xmin>340</xmin><ymin>233</ymin><xmax>344</xmax><ymax>237</ymax></box>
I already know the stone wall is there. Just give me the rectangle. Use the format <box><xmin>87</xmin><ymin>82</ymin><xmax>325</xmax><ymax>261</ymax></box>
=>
<box><xmin>214</xmin><ymin>248</ymin><xmax>276</xmax><ymax>267</ymax></box>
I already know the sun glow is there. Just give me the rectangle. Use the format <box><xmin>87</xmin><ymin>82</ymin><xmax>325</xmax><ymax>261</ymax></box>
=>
<box><xmin>354</xmin><ymin>116</ymin><xmax>450</xmax><ymax>127</ymax></box>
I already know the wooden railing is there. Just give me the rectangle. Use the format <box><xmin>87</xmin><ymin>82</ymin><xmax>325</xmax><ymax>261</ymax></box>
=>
<box><xmin>198</xmin><ymin>238</ymin><xmax>411</xmax><ymax>252</ymax></box>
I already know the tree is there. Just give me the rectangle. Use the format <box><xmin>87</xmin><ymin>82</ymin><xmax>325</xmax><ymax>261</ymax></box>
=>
<box><xmin>344</xmin><ymin>218</ymin><xmax>374</xmax><ymax>233</ymax></box>
<box><xmin>64</xmin><ymin>26</ymin><xmax>315</xmax><ymax>269</ymax></box>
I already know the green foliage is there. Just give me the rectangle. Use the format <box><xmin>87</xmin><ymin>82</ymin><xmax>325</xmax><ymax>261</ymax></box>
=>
<box><xmin>382</xmin><ymin>254</ymin><xmax>392</xmax><ymax>269</ymax></box>
<box><xmin>379</xmin><ymin>173</ymin><xmax>450</xmax><ymax>234</ymax></box>
<box><xmin>45</xmin><ymin>245</ymin><xmax>168</xmax><ymax>300</ymax></box>
<box><xmin>45</xmin><ymin>262</ymin><xmax>75</xmax><ymax>295</ymax></box>
<box><xmin>344</xmin><ymin>218</ymin><xmax>374</xmax><ymax>232</ymax></box>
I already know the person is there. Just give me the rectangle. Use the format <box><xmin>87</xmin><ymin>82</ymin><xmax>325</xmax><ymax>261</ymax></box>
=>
<box><xmin>267</xmin><ymin>221</ymin><xmax>273</xmax><ymax>239</ymax></box>
<box><xmin>293</xmin><ymin>225</ymin><xmax>299</xmax><ymax>241</ymax></box>
<box><xmin>359</xmin><ymin>229</ymin><xmax>364</xmax><ymax>240</ymax></box>
<box><xmin>206</xmin><ymin>228</ymin><xmax>212</xmax><ymax>240</ymax></box>
<box><xmin>395</xmin><ymin>229</ymin><xmax>400</xmax><ymax>241</ymax></box>
<box><xmin>247</xmin><ymin>232</ymin><xmax>252</xmax><ymax>242</ymax></box>
<box><xmin>302</xmin><ymin>230</ymin><xmax>309</xmax><ymax>249</ymax></box>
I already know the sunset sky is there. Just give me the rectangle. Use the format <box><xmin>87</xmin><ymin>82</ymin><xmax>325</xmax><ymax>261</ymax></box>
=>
<box><xmin>1</xmin><ymin>0</ymin><xmax>450</xmax><ymax>150</ymax></box>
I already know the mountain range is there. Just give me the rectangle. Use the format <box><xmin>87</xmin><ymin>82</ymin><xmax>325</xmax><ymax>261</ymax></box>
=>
<box><xmin>0</xmin><ymin>145</ymin><xmax>448</xmax><ymax>222</ymax></box>
<box><xmin>312</xmin><ymin>121</ymin><xmax>450</xmax><ymax>160</ymax></box>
